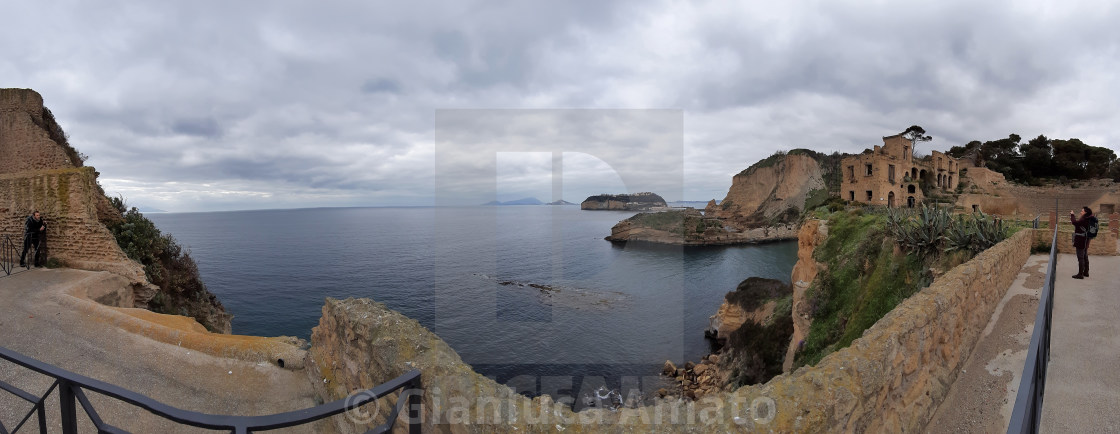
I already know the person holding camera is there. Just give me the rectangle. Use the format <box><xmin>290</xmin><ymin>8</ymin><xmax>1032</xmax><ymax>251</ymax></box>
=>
<box><xmin>1070</xmin><ymin>206</ymin><xmax>1094</xmax><ymax>279</ymax></box>
<box><xmin>19</xmin><ymin>210</ymin><xmax>46</xmax><ymax>268</ymax></box>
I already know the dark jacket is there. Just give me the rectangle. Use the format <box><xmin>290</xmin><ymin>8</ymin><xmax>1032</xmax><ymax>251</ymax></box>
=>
<box><xmin>1071</xmin><ymin>213</ymin><xmax>1092</xmax><ymax>249</ymax></box>
<box><xmin>24</xmin><ymin>215</ymin><xmax>45</xmax><ymax>236</ymax></box>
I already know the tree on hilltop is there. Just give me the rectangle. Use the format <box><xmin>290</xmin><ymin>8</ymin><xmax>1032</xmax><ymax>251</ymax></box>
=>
<box><xmin>901</xmin><ymin>125</ymin><xmax>932</xmax><ymax>149</ymax></box>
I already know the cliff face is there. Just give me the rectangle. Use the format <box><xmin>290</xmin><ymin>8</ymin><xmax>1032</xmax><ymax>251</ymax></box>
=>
<box><xmin>702</xmin><ymin>277</ymin><xmax>794</xmax><ymax>388</ymax></box>
<box><xmin>581</xmin><ymin>192</ymin><xmax>667</xmax><ymax>210</ymax></box>
<box><xmin>783</xmin><ymin>219</ymin><xmax>828</xmax><ymax>372</ymax></box>
<box><xmin>0</xmin><ymin>88</ymin><xmax>231</xmax><ymax>333</ymax></box>
<box><xmin>708</xmin><ymin>153</ymin><xmax>826</xmax><ymax>226</ymax></box>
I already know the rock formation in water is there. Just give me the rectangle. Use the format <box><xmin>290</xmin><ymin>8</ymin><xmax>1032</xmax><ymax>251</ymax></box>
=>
<box><xmin>580</xmin><ymin>192</ymin><xmax>667</xmax><ymax>210</ymax></box>
<box><xmin>0</xmin><ymin>88</ymin><xmax>231</xmax><ymax>333</ymax></box>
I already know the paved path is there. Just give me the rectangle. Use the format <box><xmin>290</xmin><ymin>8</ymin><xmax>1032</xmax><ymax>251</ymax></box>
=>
<box><xmin>928</xmin><ymin>255</ymin><xmax>1047</xmax><ymax>434</ymax></box>
<box><xmin>0</xmin><ymin>268</ymin><xmax>333</xmax><ymax>433</ymax></box>
<box><xmin>1040</xmin><ymin>251</ymin><xmax>1120</xmax><ymax>433</ymax></box>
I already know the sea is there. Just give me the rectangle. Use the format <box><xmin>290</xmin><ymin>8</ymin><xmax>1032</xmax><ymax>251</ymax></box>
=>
<box><xmin>147</xmin><ymin>206</ymin><xmax>797</xmax><ymax>404</ymax></box>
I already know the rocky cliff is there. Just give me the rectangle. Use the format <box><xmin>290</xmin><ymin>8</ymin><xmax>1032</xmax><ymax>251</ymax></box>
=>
<box><xmin>0</xmin><ymin>88</ymin><xmax>231</xmax><ymax>333</ymax></box>
<box><xmin>606</xmin><ymin>151</ymin><xmax>833</xmax><ymax>245</ymax></box>
<box><xmin>581</xmin><ymin>192</ymin><xmax>667</xmax><ymax>211</ymax></box>
<box><xmin>706</xmin><ymin>151</ymin><xmax>829</xmax><ymax>227</ymax></box>
<box><xmin>784</xmin><ymin>219</ymin><xmax>828</xmax><ymax>372</ymax></box>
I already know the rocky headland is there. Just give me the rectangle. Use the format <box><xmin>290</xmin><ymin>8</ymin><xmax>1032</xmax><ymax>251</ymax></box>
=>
<box><xmin>605</xmin><ymin>150</ymin><xmax>836</xmax><ymax>245</ymax></box>
<box><xmin>580</xmin><ymin>192</ymin><xmax>667</xmax><ymax>211</ymax></box>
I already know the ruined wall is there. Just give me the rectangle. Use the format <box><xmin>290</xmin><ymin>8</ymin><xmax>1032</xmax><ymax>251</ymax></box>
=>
<box><xmin>308</xmin><ymin>230</ymin><xmax>1032</xmax><ymax>433</ymax></box>
<box><xmin>0</xmin><ymin>167</ymin><xmax>147</xmax><ymax>284</ymax></box>
<box><xmin>0</xmin><ymin>89</ymin><xmax>74</xmax><ymax>173</ymax></box>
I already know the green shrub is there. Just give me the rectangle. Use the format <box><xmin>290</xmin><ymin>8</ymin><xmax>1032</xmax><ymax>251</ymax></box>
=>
<box><xmin>108</xmin><ymin>204</ymin><xmax>227</xmax><ymax>332</ymax></box>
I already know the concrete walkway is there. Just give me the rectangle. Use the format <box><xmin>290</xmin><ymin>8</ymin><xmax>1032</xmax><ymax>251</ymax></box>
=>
<box><xmin>0</xmin><ymin>268</ymin><xmax>333</xmax><ymax>433</ymax></box>
<box><xmin>927</xmin><ymin>255</ymin><xmax>1047</xmax><ymax>433</ymax></box>
<box><xmin>1040</xmin><ymin>252</ymin><xmax>1120</xmax><ymax>433</ymax></box>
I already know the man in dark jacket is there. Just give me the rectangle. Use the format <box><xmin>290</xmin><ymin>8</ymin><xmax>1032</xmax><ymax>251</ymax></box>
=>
<box><xmin>1070</xmin><ymin>206</ymin><xmax>1093</xmax><ymax>279</ymax></box>
<box><xmin>19</xmin><ymin>211</ymin><xmax>46</xmax><ymax>267</ymax></box>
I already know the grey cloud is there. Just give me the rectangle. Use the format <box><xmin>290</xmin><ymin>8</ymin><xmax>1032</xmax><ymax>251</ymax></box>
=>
<box><xmin>5</xmin><ymin>0</ymin><xmax>1120</xmax><ymax>210</ymax></box>
<box><xmin>172</xmin><ymin>118</ymin><xmax>222</xmax><ymax>138</ymax></box>
<box><xmin>361</xmin><ymin>78</ymin><xmax>401</xmax><ymax>94</ymax></box>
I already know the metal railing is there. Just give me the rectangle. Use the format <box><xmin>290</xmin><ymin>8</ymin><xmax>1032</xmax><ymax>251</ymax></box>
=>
<box><xmin>1006</xmin><ymin>222</ymin><xmax>1059</xmax><ymax>433</ymax></box>
<box><xmin>1</xmin><ymin>235</ymin><xmax>14</xmax><ymax>276</ymax></box>
<box><xmin>0</xmin><ymin>346</ymin><xmax>421</xmax><ymax>433</ymax></box>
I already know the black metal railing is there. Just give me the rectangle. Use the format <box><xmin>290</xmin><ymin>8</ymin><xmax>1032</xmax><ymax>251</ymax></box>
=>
<box><xmin>0</xmin><ymin>346</ymin><xmax>421</xmax><ymax>433</ymax></box>
<box><xmin>1</xmin><ymin>235</ymin><xmax>15</xmax><ymax>276</ymax></box>
<box><xmin>1006</xmin><ymin>222</ymin><xmax>1059</xmax><ymax>433</ymax></box>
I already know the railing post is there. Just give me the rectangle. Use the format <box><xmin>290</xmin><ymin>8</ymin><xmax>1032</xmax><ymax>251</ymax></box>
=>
<box><xmin>408</xmin><ymin>377</ymin><xmax>422</xmax><ymax>434</ymax></box>
<box><xmin>59</xmin><ymin>379</ymin><xmax>78</xmax><ymax>434</ymax></box>
<box><xmin>37</xmin><ymin>400</ymin><xmax>48</xmax><ymax>433</ymax></box>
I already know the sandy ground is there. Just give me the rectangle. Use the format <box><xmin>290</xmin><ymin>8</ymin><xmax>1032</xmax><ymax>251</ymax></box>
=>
<box><xmin>926</xmin><ymin>255</ymin><xmax>1047</xmax><ymax>434</ymax></box>
<box><xmin>0</xmin><ymin>268</ymin><xmax>338</xmax><ymax>433</ymax></box>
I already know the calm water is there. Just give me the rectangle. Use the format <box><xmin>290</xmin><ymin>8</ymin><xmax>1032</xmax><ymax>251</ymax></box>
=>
<box><xmin>147</xmin><ymin>206</ymin><xmax>796</xmax><ymax>400</ymax></box>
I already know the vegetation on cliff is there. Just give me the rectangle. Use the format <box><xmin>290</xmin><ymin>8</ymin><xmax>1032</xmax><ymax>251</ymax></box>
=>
<box><xmin>625</xmin><ymin>209</ymin><xmax>722</xmax><ymax>236</ymax></box>
<box><xmin>720</xmin><ymin>277</ymin><xmax>794</xmax><ymax>387</ymax></box>
<box><xmin>794</xmin><ymin>207</ymin><xmax>1014</xmax><ymax>367</ymax></box>
<box><xmin>32</xmin><ymin>106</ymin><xmax>88</xmax><ymax>168</ymax></box>
<box><xmin>107</xmin><ymin>197</ymin><xmax>232</xmax><ymax>333</ymax></box>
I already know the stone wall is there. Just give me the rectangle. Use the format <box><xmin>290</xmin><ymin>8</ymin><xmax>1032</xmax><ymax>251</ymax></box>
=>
<box><xmin>0</xmin><ymin>89</ymin><xmax>75</xmax><ymax>174</ymax></box>
<box><xmin>307</xmin><ymin>229</ymin><xmax>1032</xmax><ymax>433</ymax></box>
<box><xmin>0</xmin><ymin>167</ymin><xmax>148</xmax><ymax>285</ymax></box>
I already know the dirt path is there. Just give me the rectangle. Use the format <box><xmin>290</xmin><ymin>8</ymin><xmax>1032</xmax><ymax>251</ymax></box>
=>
<box><xmin>925</xmin><ymin>255</ymin><xmax>1047</xmax><ymax>433</ymax></box>
<box><xmin>0</xmin><ymin>268</ymin><xmax>334</xmax><ymax>433</ymax></box>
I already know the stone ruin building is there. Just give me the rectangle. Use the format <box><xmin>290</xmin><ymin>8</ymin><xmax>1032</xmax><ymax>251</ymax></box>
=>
<box><xmin>841</xmin><ymin>133</ymin><xmax>961</xmax><ymax>208</ymax></box>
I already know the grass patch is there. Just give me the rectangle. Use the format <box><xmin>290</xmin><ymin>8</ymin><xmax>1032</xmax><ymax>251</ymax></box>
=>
<box><xmin>796</xmin><ymin>210</ymin><xmax>933</xmax><ymax>367</ymax></box>
<box><xmin>628</xmin><ymin>210</ymin><xmax>720</xmax><ymax>236</ymax></box>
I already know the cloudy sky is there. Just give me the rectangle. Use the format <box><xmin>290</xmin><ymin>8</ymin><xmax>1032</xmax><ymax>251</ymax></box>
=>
<box><xmin>4</xmin><ymin>0</ymin><xmax>1120</xmax><ymax>211</ymax></box>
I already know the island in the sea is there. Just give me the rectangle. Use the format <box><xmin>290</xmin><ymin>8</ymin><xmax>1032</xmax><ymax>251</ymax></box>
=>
<box><xmin>580</xmin><ymin>192</ymin><xmax>667</xmax><ymax>210</ymax></box>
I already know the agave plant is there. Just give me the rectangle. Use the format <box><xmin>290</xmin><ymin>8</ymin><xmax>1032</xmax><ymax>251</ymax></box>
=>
<box><xmin>945</xmin><ymin>214</ymin><xmax>976</xmax><ymax>253</ymax></box>
<box><xmin>971</xmin><ymin>211</ymin><xmax>1007</xmax><ymax>252</ymax></box>
<box><xmin>887</xmin><ymin>205</ymin><xmax>947</xmax><ymax>256</ymax></box>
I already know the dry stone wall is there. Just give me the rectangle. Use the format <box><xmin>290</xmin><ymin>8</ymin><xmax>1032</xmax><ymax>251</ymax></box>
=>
<box><xmin>307</xmin><ymin>229</ymin><xmax>1033</xmax><ymax>433</ymax></box>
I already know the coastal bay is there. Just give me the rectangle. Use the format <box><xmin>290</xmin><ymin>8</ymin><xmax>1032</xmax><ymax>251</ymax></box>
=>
<box><xmin>147</xmin><ymin>206</ymin><xmax>797</xmax><ymax>395</ymax></box>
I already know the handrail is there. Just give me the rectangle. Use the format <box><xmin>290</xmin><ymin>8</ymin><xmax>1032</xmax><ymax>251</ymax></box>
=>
<box><xmin>0</xmin><ymin>345</ymin><xmax>421</xmax><ymax>433</ymax></box>
<box><xmin>1006</xmin><ymin>220</ymin><xmax>1059</xmax><ymax>433</ymax></box>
